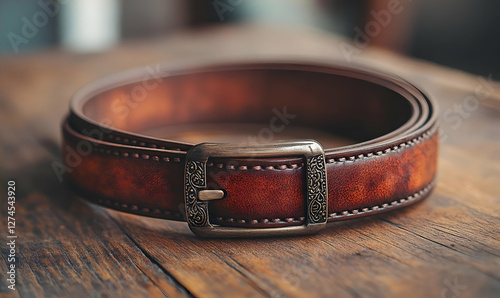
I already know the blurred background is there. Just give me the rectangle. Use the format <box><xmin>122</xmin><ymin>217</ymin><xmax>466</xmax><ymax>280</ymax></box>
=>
<box><xmin>0</xmin><ymin>0</ymin><xmax>499</xmax><ymax>78</ymax></box>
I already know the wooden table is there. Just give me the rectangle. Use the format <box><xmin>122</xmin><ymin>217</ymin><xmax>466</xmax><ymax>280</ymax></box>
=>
<box><xmin>1</xmin><ymin>26</ymin><xmax>499</xmax><ymax>298</ymax></box>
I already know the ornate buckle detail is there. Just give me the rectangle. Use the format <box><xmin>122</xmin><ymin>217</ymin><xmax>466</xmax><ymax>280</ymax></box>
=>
<box><xmin>185</xmin><ymin>160</ymin><xmax>209</xmax><ymax>227</ymax></box>
<box><xmin>184</xmin><ymin>140</ymin><xmax>328</xmax><ymax>238</ymax></box>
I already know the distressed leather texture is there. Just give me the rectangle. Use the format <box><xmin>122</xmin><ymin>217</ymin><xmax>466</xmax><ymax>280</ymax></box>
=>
<box><xmin>61</xmin><ymin>61</ymin><xmax>438</xmax><ymax>229</ymax></box>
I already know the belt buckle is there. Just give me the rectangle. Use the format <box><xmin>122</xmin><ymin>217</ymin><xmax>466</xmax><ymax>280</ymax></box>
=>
<box><xmin>184</xmin><ymin>140</ymin><xmax>328</xmax><ymax>238</ymax></box>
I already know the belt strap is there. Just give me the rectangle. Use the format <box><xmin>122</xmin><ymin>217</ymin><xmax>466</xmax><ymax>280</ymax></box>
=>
<box><xmin>61</xmin><ymin>61</ymin><xmax>438</xmax><ymax>237</ymax></box>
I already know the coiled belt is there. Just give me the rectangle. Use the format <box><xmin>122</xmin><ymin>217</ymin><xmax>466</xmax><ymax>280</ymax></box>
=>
<box><xmin>61</xmin><ymin>61</ymin><xmax>438</xmax><ymax>237</ymax></box>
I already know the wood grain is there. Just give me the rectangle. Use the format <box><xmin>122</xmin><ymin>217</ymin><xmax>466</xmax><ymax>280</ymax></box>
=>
<box><xmin>1</xmin><ymin>26</ymin><xmax>499</xmax><ymax>298</ymax></box>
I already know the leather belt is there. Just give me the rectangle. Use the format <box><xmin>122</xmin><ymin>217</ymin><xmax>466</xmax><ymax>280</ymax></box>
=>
<box><xmin>61</xmin><ymin>61</ymin><xmax>438</xmax><ymax>237</ymax></box>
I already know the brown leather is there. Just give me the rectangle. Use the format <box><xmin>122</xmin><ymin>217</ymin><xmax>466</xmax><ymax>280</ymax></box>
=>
<box><xmin>61</xmin><ymin>61</ymin><xmax>438</xmax><ymax>230</ymax></box>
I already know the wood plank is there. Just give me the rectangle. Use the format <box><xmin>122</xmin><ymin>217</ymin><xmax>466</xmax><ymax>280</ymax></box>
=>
<box><xmin>2</xmin><ymin>165</ymin><xmax>190</xmax><ymax>296</ymax></box>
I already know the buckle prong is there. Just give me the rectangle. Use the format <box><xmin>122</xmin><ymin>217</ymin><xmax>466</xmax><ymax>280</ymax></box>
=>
<box><xmin>198</xmin><ymin>190</ymin><xmax>225</xmax><ymax>201</ymax></box>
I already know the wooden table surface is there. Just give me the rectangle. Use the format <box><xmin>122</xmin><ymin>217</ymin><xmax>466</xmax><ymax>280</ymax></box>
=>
<box><xmin>1</xmin><ymin>25</ymin><xmax>499</xmax><ymax>298</ymax></box>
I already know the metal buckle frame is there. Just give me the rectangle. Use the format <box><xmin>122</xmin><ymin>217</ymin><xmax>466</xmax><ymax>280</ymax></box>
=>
<box><xmin>184</xmin><ymin>140</ymin><xmax>328</xmax><ymax>238</ymax></box>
